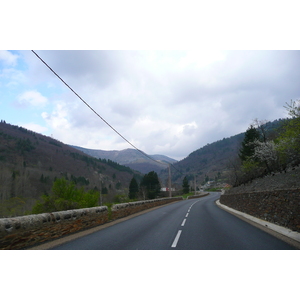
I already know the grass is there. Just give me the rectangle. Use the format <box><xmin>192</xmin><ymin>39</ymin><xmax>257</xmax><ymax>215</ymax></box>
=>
<box><xmin>205</xmin><ymin>187</ymin><xmax>222</xmax><ymax>192</ymax></box>
<box><xmin>180</xmin><ymin>192</ymin><xmax>195</xmax><ymax>199</ymax></box>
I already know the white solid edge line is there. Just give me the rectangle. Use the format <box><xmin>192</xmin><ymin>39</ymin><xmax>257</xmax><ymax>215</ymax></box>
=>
<box><xmin>171</xmin><ymin>230</ymin><xmax>182</xmax><ymax>248</ymax></box>
<box><xmin>216</xmin><ymin>200</ymin><xmax>300</xmax><ymax>243</ymax></box>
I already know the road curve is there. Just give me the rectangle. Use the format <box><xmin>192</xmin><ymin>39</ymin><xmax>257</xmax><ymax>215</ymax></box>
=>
<box><xmin>51</xmin><ymin>193</ymin><xmax>296</xmax><ymax>250</ymax></box>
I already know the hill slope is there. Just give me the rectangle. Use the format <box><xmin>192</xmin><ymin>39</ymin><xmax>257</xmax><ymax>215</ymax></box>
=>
<box><xmin>162</xmin><ymin>133</ymin><xmax>245</xmax><ymax>185</ymax></box>
<box><xmin>71</xmin><ymin>146</ymin><xmax>176</xmax><ymax>174</ymax></box>
<box><xmin>0</xmin><ymin>121</ymin><xmax>140</xmax><ymax>217</ymax></box>
<box><xmin>162</xmin><ymin>119</ymin><xmax>286</xmax><ymax>186</ymax></box>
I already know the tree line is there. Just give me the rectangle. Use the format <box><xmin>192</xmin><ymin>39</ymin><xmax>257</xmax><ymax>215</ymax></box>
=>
<box><xmin>31</xmin><ymin>170</ymin><xmax>162</xmax><ymax>214</ymax></box>
<box><xmin>129</xmin><ymin>172</ymin><xmax>192</xmax><ymax>200</ymax></box>
<box><xmin>128</xmin><ymin>171</ymin><xmax>161</xmax><ymax>200</ymax></box>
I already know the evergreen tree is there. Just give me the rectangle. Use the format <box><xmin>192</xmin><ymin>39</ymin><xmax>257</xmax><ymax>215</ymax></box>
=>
<box><xmin>140</xmin><ymin>171</ymin><xmax>161</xmax><ymax>199</ymax></box>
<box><xmin>182</xmin><ymin>176</ymin><xmax>190</xmax><ymax>194</ymax></box>
<box><xmin>239</xmin><ymin>125</ymin><xmax>260</xmax><ymax>161</ymax></box>
<box><xmin>128</xmin><ymin>177</ymin><xmax>139</xmax><ymax>199</ymax></box>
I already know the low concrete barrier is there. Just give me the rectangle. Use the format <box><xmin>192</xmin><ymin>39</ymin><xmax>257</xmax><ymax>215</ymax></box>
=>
<box><xmin>0</xmin><ymin>206</ymin><xmax>109</xmax><ymax>250</ymax></box>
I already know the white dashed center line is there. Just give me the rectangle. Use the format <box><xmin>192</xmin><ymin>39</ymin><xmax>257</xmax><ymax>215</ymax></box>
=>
<box><xmin>171</xmin><ymin>199</ymin><xmax>201</xmax><ymax>248</ymax></box>
<box><xmin>171</xmin><ymin>230</ymin><xmax>182</xmax><ymax>248</ymax></box>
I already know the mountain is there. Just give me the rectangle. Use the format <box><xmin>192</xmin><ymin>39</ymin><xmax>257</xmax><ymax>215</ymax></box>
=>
<box><xmin>71</xmin><ymin>146</ymin><xmax>177</xmax><ymax>174</ymax></box>
<box><xmin>161</xmin><ymin>133</ymin><xmax>245</xmax><ymax>186</ymax></box>
<box><xmin>0</xmin><ymin>121</ymin><xmax>141</xmax><ymax>217</ymax></box>
<box><xmin>161</xmin><ymin>119</ymin><xmax>286</xmax><ymax>187</ymax></box>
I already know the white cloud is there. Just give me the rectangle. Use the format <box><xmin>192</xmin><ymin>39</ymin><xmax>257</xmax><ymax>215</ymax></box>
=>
<box><xmin>177</xmin><ymin>50</ymin><xmax>226</xmax><ymax>69</ymax></box>
<box><xmin>42</xmin><ymin>103</ymin><xmax>70</xmax><ymax>130</ymax></box>
<box><xmin>0</xmin><ymin>50</ymin><xmax>19</xmax><ymax>66</ymax></box>
<box><xmin>17</xmin><ymin>90</ymin><xmax>48</xmax><ymax>107</ymax></box>
<box><xmin>0</xmin><ymin>66</ymin><xmax>26</xmax><ymax>88</ymax></box>
<box><xmin>12</xmin><ymin>50</ymin><xmax>300</xmax><ymax>160</ymax></box>
<box><xmin>20</xmin><ymin>122</ymin><xmax>48</xmax><ymax>134</ymax></box>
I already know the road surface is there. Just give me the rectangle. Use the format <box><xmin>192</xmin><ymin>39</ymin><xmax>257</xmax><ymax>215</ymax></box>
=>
<box><xmin>51</xmin><ymin>193</ymin><xmax>296</xmax><ymax>250</ymax></box>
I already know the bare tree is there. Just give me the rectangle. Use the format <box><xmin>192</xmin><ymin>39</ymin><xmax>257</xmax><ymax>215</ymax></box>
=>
<box><xmin>284</xmin><ymin>99</ymin><xmax>300</xmax><ymax>118</ymax></box>
<box><xmin>252</xmin><ymin>118</ymin><xmax>269</xmax><ymax>142</ymax></box>
<box><xmin>226</xmin><ymin>157</ymin><xmax>242</xmax><ymax>187</ymax></box>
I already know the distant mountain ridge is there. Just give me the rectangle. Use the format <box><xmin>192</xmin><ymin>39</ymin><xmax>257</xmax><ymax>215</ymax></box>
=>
<box><xmin>71</xmin><ymin>146</ymin><xmax>177</xmax><ymax>174</ymax></box>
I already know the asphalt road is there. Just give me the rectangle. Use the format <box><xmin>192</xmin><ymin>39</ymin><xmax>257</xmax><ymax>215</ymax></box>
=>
<box><xmin>51</xmin><ymin>193</ymin><xmax>296</xmax><ymax>250</ymax></box>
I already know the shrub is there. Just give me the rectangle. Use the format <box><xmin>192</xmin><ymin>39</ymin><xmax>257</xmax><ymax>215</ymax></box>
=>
<box><xmin>32</xmin><ymin>178</ymin><xmax>99</xmax><ymax>213</ymax></box>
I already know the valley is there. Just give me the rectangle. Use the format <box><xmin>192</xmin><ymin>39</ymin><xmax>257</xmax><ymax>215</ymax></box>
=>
<box><xmin>0</xmin><ymin>121</ymin><xmax>141</xmax><ymax>217</ymax></box>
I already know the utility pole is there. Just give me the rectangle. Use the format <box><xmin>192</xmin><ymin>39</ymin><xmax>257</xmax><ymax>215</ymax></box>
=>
<box><xmin>194</xmin><ymin>174</ymin><xmax>197</xmax><ymax>195</ymax></box>
<box><xmin>168</xmin><ymin>164</ymin><xmax>172</xmax><ymax>198</ymax></box>
<box><xmin>99</xmin><ymin>175</ymin><xmax>103</xmax><ymax>206</ymax></box>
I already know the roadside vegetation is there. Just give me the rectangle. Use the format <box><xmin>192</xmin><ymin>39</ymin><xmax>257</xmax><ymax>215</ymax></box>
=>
<box><xmin>205</xmin><ymin>187</ymin><xmax>222</xmax><ymax>192</ymax></box>
<box><xmin>229</xmin><ymin>99</ymin><xmax>300</xmax><ymax>187</ymax></box>
<box><xmin>30</xmin><ymin>170</ymin><xmax>163</xmax><ymax>214</ymax></box>
<box><xmin>32</xmin><ymin>178</ymin><xmax>99</xmax><ymax>213</ymax></box>
<box><xmin>180</xmin><ymin>192</ymin><xmax>194</xmax><ymax>199</ymax></box>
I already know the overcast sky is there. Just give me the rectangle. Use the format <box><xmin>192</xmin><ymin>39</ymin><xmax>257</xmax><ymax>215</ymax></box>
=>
<box><xmin>1</xmin><ymin>50</ymin><xmax>299</xmax><ymax>160</ymax></box>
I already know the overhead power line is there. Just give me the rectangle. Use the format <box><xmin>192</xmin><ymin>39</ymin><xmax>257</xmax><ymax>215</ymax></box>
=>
<box><xmin>31</xmin><ymin>50</ymin><xmax>178</xmax><ymax>170</ymax></box>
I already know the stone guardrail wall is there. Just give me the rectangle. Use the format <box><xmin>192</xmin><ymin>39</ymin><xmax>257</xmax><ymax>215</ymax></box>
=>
<box><xmin>0</xmin><ymin>206</ymin><xmax>109</xmax><ymax>250</ymax></box>
<box><xmin>220</xmin><ymin>189</ymin><xmax>300</xmax><ymax>233</ymax></box>
<box><xmin>111</xmin><ymin>197</ymin><xmax>183</xmax><ymax>219</ymax></box>
<box><xmin>187</xmin><ymin>193</ymin><xmax>209</xmax><ymax>200</ymax></box>
<box><xmin>0</xmin><ymin>196</ymin><xmax>183</xmax><ymax>250</ymax></box>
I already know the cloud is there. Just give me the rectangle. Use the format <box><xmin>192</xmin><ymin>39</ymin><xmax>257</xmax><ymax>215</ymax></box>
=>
<box><xmin>0</xmin><ymin>66</ymin><xmax>26</xmax><ymax>88</ymax></box>
<box><xmin>181</xmin><ymin>122</ymin><xmax>198</xmax><ymax>136</ymax></box>
<box><xmin>17</xmin><ymin>50</ymin><xmax>300</xmax><ymax>160</ymax></box>
<box><xmin>0</xmin><ymin>50</ymin><xmax>19</xmax><ymax>66</ymax></box>
<box><xmin>17</xmin><ymin>90</ymin><xmax>48</xmax><ymax>107</ymax></box>
<box><xmin>25</xmin><ymin>50</ymin><xmax>125</xmax><ymax>89</ymax></box>
<box><xmin>42</xmin><ymin>103</ymin><xmax>70</xmax><ymax>130</ymax></box>
<box><xmin>20</xmin><ymin>122</ymin><xmax>48</xmax><ymax>134</ymax></box>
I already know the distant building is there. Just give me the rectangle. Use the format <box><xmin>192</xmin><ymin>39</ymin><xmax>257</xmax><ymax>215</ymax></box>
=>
<box><xmin>160</xmin><ymin>187</ymin><xmax>175</xmax><ymax>192</ymax></box>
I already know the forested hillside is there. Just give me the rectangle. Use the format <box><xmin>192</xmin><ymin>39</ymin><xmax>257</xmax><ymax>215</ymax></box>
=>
<box><xmin>161</xmin><ymin>118</ymin><xmax>286</xmax><ymax>186</ymax></box>
<box><xmin>0</xmin><ymin>121</ymin><xmax>141</xmax><ymax>217</ymax></box>
<box><xmin>228</xmin><ymin>100</ymin><xmax>300</xmax><ymax>187</ymax></box>
<box><xmin>161</xmin><ymin>133</ymin><xmax>245</xmax><ymax>185</ymax></box>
